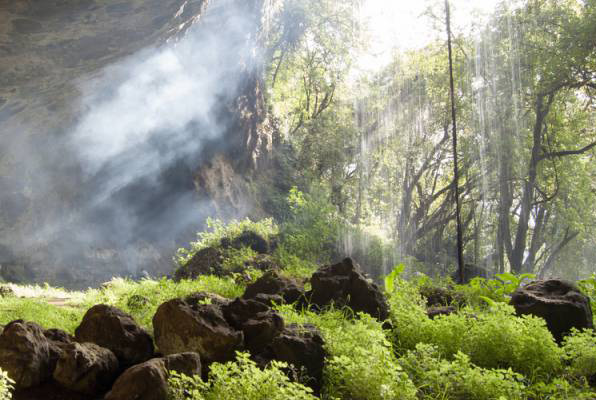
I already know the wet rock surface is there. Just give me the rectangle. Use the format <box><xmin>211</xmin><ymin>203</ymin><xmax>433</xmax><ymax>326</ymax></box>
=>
<box><xmin>53</xmin><ymin>342</ymin><xmax>119</xmax><ymax>394</ymax></box>
<box><xmin>105</xmin><ymin>352</ymin><xmax>201</xmax><ymax>400</ymax></box>
<box><xmin>307</xmin><ymin>258</ymin><xmax>390</xmax><ymax>321</ymax></box>
<box><xmin>0</xmin><ymin>320</ymin><xmax>51</xmax><ymax>389</ymax></box>
<box><xmin>510</xmin><ymin>279</ymin><xmax>594</xmax><ymax>343</ymax></box>
<box><xmin>74</xmin><ymin>305</ymin><xmax>154</xmax><ymax>368</ymax></box>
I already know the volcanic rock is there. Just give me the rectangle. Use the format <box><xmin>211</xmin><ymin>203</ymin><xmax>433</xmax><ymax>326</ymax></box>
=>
<box><xmin>0</xmin><ymin>320</ymin><xmax>51</xmax><ymax>389</ymax></box>
<box><xmin>268</xmin><ymin>323</ymin><xmax>326</xmax><ymax>393</ymax></box>
<box><xmin>427</xmin><ymin>306</ymin><xmax>457</xmax><ymax>319</ymax></box>
<box><xmin>153</xmin><ymin>299</ymin><xmax>243</xmax><ymax>364</ymax></box>
<box><xmin>230</xmin><ymin>230</ymin><xmax>270</xmax><ymax>254</ymax></box>
<box><xmin>307</xmin><ymin>258</ymin><xmax>390</xmax><ymax>321</ymax></box>
<box><xmin>174</xmin><ymin>247</ymin><xmax>224</xmax><ymax>280</ymax></box>
<box><xmin>44</xmin><ymin>328</ymin><xmax>74</xmax><ymax>372</ymax></box>
<box><xmin>222</xmin><ymin>298</ymin><xmax>284</xmax><ymax>352</ymax></box>
<box><xmin>510</xmin><ymin>279</ymin><xmax>594</xmax><ymax>343</ymax></box>
<box><xmin>74</xmin><ymin>304</ymin><xmax>154</xmax><ymax>368</ymax></box>
<box><xmin>243</xmin><ymin>270</ymin><xmax>304</xmax><ymax>306</ymax></box>
<box><xmin>104</xmin><ymin>352</ymin><xmax>201</xmax><ymax>400</ymax></box>
<box><xmin>53</xmin><ymin>342</ymin><xmax>119</xmax><ymax>395</ymax></box>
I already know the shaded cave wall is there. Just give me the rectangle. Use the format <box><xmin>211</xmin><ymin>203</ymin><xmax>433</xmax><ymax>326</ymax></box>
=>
<box><xmin>0</xmin><ymin>0</ymin><xmax>277</xmax><ymax>288</ymax></box>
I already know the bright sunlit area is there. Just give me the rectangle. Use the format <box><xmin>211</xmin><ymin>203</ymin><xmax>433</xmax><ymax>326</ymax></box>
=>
<box><xmin>358</xmin><ymin>0</ymin><xmax>502</xmax><ymax>70</ymax></box>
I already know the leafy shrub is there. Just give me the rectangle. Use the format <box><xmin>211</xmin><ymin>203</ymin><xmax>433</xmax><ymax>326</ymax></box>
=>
<box><xmin>577</xmin><ymin>274</ymin><xmax>596</xmax><ymax>315</ymax></box>
<box><xmin>0</xmin><ymin>368</ymin><xmax>13</xmax><ymax>400</ymax></box>
<box><xmin>81</xmin><ymin>276</ymin><xmax>243</xmax><ymax>333</ymax></box>
<box><xmin>277</xmin><ymin>306</ymin><xmax>417</xmax><ymax>400</ymax></box>
<box><xmin>400</xmin><ymin>343</ymin><xmax>526</xmax><ymax>400</ymax></box>
<box><xmin>562</xmin><ymin>328</ymin><xmax>596</xmax><ymax>378</ymax></box>
<box><xmin>455</xmin><ymin>273</ymin><xmax>536</xmax><ymax>306</ymax></box>
<box><xmin>176</xmin><ymin>218</ymin><xmax>278</xmax><ymax>265</ymax></box>
<box><xmin>278</xmin><ymin>187</ymin><xmax>341</xmax><ymax>264</ymax></box>
<box><xmin>388</xmin><ymin>274</ymin><xmax>562</xmax><ymax>380</ymax></box>
<box><xmin>461</xmin><ymin>304</ymin><xmax>562</xmax><ymax>380</ymax></box>
<box><xmin>526</xmin><ymin>378</ymin><xmax>596</xmax><ymax>400</ymax></box>
<box><xmin>168</xmin><ymin>352</ymin><xmax>316</xmax><ymax>400</ymax></box>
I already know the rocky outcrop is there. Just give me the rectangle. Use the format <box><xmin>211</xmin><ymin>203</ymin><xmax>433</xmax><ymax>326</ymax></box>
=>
<box><xmin>510</xmin><ymin>279</ymin><xmax>594</xmax><ymax>343</ymax></box>
<box><xmin>243</xmin><ymin>270</ymin><xmax>305</xmax><ymax>306</ymax></box>
<box><xmin>174</xmin><ymin>247</ymin><xmax>224</xmax><ymax>280</ymax></box>
<box><xmin>306</xmin><ymin>258</ymin><xmax>390</xmax><ymax>321</ymax></box>
<box><xmin>53</xmin><ymin>342</ymin><xmax>119</xmax><ymax>394</ymax></box>
<box><xmin>222</xmin><ymin>298</ymin><xmax>284</xmax><ymax>352</ymax></box>
<box><xmin>153</xmin><ymin>299</ymin><xmax>243</xmax><ymax>364</ymax></box>
<box><xmin>104</xmin><ymin>352</ymin><xmax>201</xmax><ymax>400</ymax></box>
<box><xmin>227</xmin><ymin>230</ymin><xmax>270</xmax><ymax>254</ymax></box>
<box><xmin>0</xmin><ymin>320</ymin><xmax>51</xmax><ymax>389</ymax></box>
<box><xmin>267</xmin><ymin>324</ymin><xmax>326</xmax><ymax>394</ymax></box>
<box><xmin>74</xmin><ymin>305</ymin><xmax>154</xmax><ymax>368</ymax></box>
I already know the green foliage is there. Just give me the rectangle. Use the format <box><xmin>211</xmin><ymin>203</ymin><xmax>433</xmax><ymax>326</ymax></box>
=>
<box><xmin>0</xmin><ymin>297</ymin><xmax>83</xmax><ymax>334</ymax></box>
<box><xmin>168</xmin><ymin>352</ymin><xmax>316</xmax><ymax>400</ymax></box>
<box><xmin>388</xmin><ymin>276</ymin><xmax>562</xmax><ymax>380</ymax></box>
<box><xmin>561</xmin><ymin>328</ymin><xmax>596</xmax><ymax>378</ymax></box>
<box><xmin>81</xmin><ymin>276</ymin><xmax>243</xmax><ymax>334</ymax></box>
<box><xmin>0</xmin><ymin>368</ymin><xmax>13</xmax><ymax>400</ymax></box>
<box><xmin>456</xmin><ymin>273</ymin><xmax>536</xmax><ymax>305</ymax></box>
<box><xmin>384</xmin><ymin>263</ymin><xmax>405</xmax><ymax>294</ymax></box>
<box><xmin>277</xmin><ymin>306</ymin><xmax>417</xmax><ymax>400</ymax></box>
<box><xmin>279</xmin><ymin>187</ymin><xmax>340</xmax><ymax>263</ymax></box>
<box><xmin>577</xmin><ymin>274</ymin><xmax>596</xmax><ymax>314</ymax></box>
<box><xmin>400</xmin><ymin>343</ymin><xmax>526</xmax><ymax>400</ymax></box>
<box><xmin>176</xmin><ymin>218</ymin><xmax>278</xmax><ymax>265</ymax></box>
<box><xmin>526</xmin><ymin>378</ymin><xmax>596</xmax><ymax>400</ymax></box>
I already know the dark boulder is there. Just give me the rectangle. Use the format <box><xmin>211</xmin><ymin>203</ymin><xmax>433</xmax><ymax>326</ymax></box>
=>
<box><xmin>184</xmin><ymin>291</ymin><xmax>231</xmax><ymax>308</ymax></box>
<box><xmin>427</xmin><ymin>306</ymin><xmax>457</xmax><ymax>319</ymax></box>
<box><xmin>510</xmin><ymin>279</ymin><xmax>594</xmax><ymax>343</ymax></box>
<box><xmin>243</xmin><ymin>270</ymin><xmax>304</xmax><ymax>306</ymax></box>
<box><xmin>153</xmin><ymin>299</ymin><xmax>243</xmax><ymax>364</ymax></box>
<box><xmin>307</xmin><ymin>258</ymin><xmax>389</xmax><ymax>321</ymax></box>
<box><xmin>74</xmin><ymin>305</ymin><xmax>154</xmax><ymax>368</ymax></box>
<box><xmin>268</xmin><ymin>324</ymin><xmax>326</xmax><ymax>394</ymax></box>
<box><xmin>419</xmin><ymin>286</ymin><xmax>464</xmax><ymax>308</ymax></box>
<box><xmin>53</xmin><ymin>342</ymin><xmax>119</xmax><ymax>395</ymax></box>
<box><xmin>0</xmin><ymin>285</ymin><xmax>15</xmax><ymax>297</ymax></box>
<box><xmin>230</xmin><ymin>230</ymin><xmax>269</xmax><ymax>254</ymax></box>
<box><xmin>44</xmin><ymin>328</ymin><xmax>73</xmax><ymax>372</ymax></box>
<box><xmin>104</xmin><ymin>352</ymin><xmax>201</xmax><ymax>400</ymax></box>
<box><xmin>0</xmin><ymin>320</ymin><xmax>51</xmax><ymax>389</ymax></box>
<box><xmin>222</xmin><ymin>298</ymin><xmax>284</xmax><ymax>352</ymax></box>
<box><xmin>174</xmin><ymin>247</ymin><xmax>224</xmax><ymax>280</ymax></box>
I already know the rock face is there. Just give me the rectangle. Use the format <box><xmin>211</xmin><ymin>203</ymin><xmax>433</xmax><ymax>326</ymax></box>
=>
<box><xmin>53</xmin><ymin>342</ymin><xmax>119</xmax><ymax>394</ymax></box>
<box><xmin>243</xmin><ymin>270</ymin><xmax>304</xmax><ymax>306</ymax></box>
<box><xmin>104</xmin><ymin>352</ymin><xmax>201</xmax><ymax>400</ymax></box>
<box><xmin>307</xmin><ymin>258</ymin><xmax>390</xmax><ymax>321</ymax></box>
<box><xmin>74</xmin><ymin>305</ymin><xmax>154</xmax><ymax>368</ymax></box>
<box><xmin>510</xmin><ymin>279</ymin><xmax>594</xmax><ymax>343</ymax></box>
<box><xmin>153</xmin><ymin>299</ymin><xmax>243</xmax><ymax>364</ymax></box>
<box><xmin>0</xmin><ymin>320</ymin><xmax>51</xmax><ymax>389</ymax></box>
